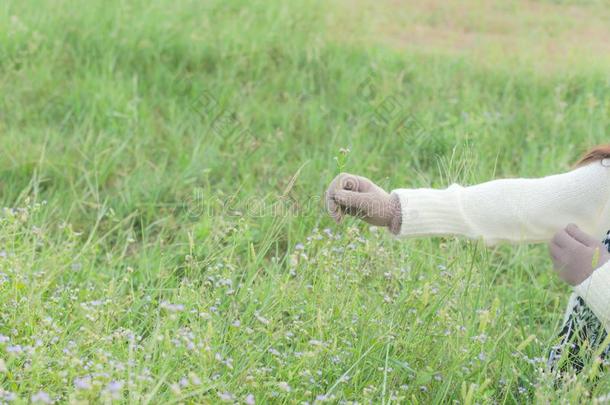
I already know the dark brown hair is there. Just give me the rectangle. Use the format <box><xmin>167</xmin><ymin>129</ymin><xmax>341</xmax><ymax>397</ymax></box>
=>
<box><xmin>577</xmin><ymin>145</ymin><xmax>610</xmax><ymax>166</ymax></box>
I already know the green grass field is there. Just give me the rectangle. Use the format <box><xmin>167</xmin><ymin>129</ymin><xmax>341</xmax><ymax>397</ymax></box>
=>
<box><xmin>2</xmin><ymin>0</ymin><xmax>610</xmax><ymax>403</ymax></box>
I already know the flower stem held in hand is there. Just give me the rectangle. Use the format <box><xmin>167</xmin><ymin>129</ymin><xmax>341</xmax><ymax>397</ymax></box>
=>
<box><xmin>334</xmin><ymin>148</ymin><xmax>350</xmax><ymax>173</ymax></box>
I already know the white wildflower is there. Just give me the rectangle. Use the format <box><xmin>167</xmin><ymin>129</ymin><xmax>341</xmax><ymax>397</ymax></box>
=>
<box><xmin>278</xmin><ymin>381</ymin><xmax>291</xmax><ymax>392</ymax></box>
<box><xmin>218</xmin><ymin>392</ymin><xmax>234</xmax><ymax>402</ymax></box>
<box><xmin>74</xmin><ymin>376</ymin><xmax>92</xmax><ymax>390</ymax></box>
<box><xmin>31</xmin><ymin>391</ymin><xmax>52</xmax><ymax>404</ymax></box>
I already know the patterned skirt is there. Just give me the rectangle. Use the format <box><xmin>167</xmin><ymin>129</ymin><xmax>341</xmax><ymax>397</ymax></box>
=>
<box><xmin>547</xmin><ymin>296</ymin><xmax>610</xmax><ymax>373</ymax></box>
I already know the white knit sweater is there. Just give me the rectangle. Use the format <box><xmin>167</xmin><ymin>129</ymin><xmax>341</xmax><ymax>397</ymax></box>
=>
<box><xmin>391</xmin><ymin>160</ymin><xmax>610</xmax><ymax>331</ymax></box>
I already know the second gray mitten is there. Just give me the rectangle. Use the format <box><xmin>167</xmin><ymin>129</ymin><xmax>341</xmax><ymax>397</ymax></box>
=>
<box><xmin>548</xmin><ymin>224</ymin><xmax>610</xmax><ymax>286</ymax></box>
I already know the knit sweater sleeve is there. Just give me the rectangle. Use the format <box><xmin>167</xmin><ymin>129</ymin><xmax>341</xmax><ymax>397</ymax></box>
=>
<box><xmin>390</xmin><ymin>161</ymin><xmax>610</xmax><ymax>245</ymax></box>
<box><xmin>574</xmin><ymin>262</ymin><xmax>610</xmax><ymax>332</ymax></box>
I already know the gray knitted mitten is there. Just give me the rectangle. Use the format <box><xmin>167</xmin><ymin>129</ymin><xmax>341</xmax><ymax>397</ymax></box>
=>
<box><xmin>548</xmin><ymin>224</ymin><xmax>610</xmax><ymax>286</ymax></box>
<box><xmin>326</xmin><ymin>173</ymin><xmax>402</xmax><ymax>234</ymax></box>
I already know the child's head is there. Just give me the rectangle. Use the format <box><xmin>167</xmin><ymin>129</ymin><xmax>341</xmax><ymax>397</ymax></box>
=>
<box><xmin>577</xmin><ymin>144</ymin><xmax>610</xmax><ymax>166</ymax></box>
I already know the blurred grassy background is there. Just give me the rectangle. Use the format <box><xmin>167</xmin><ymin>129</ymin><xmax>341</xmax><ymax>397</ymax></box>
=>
<box><xmin>1</xmin><ymin>0</ymin><xmax>610</xmax><ymax>403</ymax></box>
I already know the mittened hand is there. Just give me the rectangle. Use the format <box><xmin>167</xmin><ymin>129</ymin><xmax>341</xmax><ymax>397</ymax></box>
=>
<box><xmin>325</xmin><ymin>172</ymin><xmax>402</xmax><ymax>233</ymax></box>
<box><xmin>548</xmin><ymin>224</ymin><xmax>610</xmax><ymax>286</ymax></box>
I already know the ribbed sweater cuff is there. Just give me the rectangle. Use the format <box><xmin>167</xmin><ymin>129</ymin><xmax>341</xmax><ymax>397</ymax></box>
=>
<box><xmin>390</xmin><ymin>186</ymin><xmax>474</xmax><ymax>238</ymax></box>
<box><xmin>574</xmin><ymin>261</ymin><xmax>610</xmax><ymax>332</ymax></box>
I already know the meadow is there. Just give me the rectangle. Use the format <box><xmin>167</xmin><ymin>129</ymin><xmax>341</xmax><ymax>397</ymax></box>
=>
<box><xmin>2</xmin><ymin>0</ymin><xmax>610</xmax><ymax>403</ymax></box>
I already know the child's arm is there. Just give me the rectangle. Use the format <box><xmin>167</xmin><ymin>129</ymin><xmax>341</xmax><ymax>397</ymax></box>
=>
<box><xmin>326</xmin><ymin>161</ymin><xmax>610</xmax><ymax>245</ymax></box>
